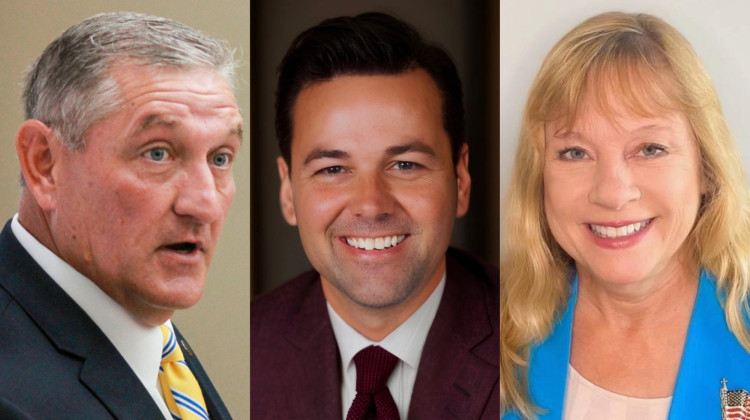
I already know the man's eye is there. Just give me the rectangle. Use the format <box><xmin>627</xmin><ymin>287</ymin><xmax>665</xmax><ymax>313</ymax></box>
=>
<box><xmin>212</xmin><ymin>153</ymin><xmax>231</xmax><ymax>167</ymax></box>
<box><xmin>316</xmin><ymin>166</ymin><xmax>344</xmax><ymax>175</ymax></box>
<box><xmin>394</xmin><ymin>161</ymin><xmax>417</xmax><ymax>170</ymax></box>
<box><xmin>146</xmin><ymin>148</ymin><xmax>169</xmax><ymax>161</ymax></box>
<box><xmin>559</xmin><ymin>147</ymin><xmax>588</xmax><ymax>160</ymax></box>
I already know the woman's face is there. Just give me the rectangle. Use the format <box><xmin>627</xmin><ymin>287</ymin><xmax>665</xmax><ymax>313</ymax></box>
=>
<box><xmin>543</xmin><ymin>98</ymin><xmax>703</xmax><ymax>287</ymax></box>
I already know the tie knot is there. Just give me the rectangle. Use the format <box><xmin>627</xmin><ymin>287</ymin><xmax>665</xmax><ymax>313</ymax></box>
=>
<box><xmin>353</xmin><ymin>345</ymin><xmax>398</xmax><ymax>394</ymax></box>
<box><xmin>160</xmin><ymin>324</ymin><xmax>183</xmax><ymax>363</ymax></box>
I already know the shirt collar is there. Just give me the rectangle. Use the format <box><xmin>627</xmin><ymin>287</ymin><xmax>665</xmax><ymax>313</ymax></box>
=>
<box><xmin>328</xmin><ymin>271</ymin><xmax>446</xmax><ymax>371</ymax></box>
<box><xmin>10</xmin><ymin>214</ymin><xmax>164</xmax><ymax>401</ymax></box>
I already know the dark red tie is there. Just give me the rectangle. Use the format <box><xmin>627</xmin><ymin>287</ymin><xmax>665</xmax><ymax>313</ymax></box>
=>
<box><xmin>346</xmin><ymin>345</ymin><xmax>400</xmax><ymax>420</ymax></box>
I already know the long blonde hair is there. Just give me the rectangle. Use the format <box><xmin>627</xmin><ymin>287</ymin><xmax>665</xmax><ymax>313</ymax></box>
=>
<box><xmin>500</xmin><ymin>12</ymin><xmax>750</xmax><ymax>418</ymax></box>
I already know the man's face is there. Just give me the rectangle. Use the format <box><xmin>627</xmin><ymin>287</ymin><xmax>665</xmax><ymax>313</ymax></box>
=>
<box><xmin>278</xmin><ymin>69</ymin><xmax>470</xmax><ymax>312</ymax></box>
<box><xmin>50</xmin><ymin>64</ymin><xmax>242</xmax><ymax>325</ymax></box>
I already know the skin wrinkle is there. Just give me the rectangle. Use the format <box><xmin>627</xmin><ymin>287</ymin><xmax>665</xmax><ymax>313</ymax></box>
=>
<box><xmin>25</xmin><ymin>64</ymin><xmax>243</xmax><ymax>326</ymax></box>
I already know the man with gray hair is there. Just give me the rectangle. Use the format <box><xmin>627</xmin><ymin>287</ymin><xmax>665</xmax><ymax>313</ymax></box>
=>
<box><xmin>0</xmin><ymin>12</ymin><xmax>241</xmax><ymax>419</ymax></box>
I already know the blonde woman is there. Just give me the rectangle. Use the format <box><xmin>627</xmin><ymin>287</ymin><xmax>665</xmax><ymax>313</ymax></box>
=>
<box><xmin>500</xmin><ymin>12</ymin><xmax>750</xmax><ymax>420</ymax></box>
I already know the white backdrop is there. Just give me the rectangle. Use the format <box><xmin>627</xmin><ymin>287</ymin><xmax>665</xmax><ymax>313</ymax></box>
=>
<box><xmin>500</xmin><ymin>0</ymin><xmax>750</xmax><ymax>242</ymax></box>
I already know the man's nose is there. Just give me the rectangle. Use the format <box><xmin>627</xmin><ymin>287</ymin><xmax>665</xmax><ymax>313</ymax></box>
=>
<box><xmin>348</xmin><ymin>173</ymin><xmax>396</xmax><ymax>220</ymax></box>
<box><xmin>173</xmin><ymin>162</ymin><xmax>228</xmax><ymax>224</ymax></box>
<box><xmin>588</xmin><ymin>159</ymin><xmax>641</xmax><ymax>211</ymax></box>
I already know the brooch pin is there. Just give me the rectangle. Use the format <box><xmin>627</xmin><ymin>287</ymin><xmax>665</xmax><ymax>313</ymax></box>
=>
<box><xmin>721</xmin><ymin>378</ymin><xmax>750</xmax><ymax>420</ymax></box>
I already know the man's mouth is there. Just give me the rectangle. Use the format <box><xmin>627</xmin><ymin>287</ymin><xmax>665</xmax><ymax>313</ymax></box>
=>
<box><xmin>164</xmin><ymin>242</ymin><xmax>198</xmax><ymax>254</ymax></box>
<box><xmin>344</xmin><ymin>234</ymin><xmax>407</xmax><ymax>251</ymax></box>
<box><xmin>588</xmin><ymin>219</ymin><xmax>653</xmax><ymax>239</ymax></box>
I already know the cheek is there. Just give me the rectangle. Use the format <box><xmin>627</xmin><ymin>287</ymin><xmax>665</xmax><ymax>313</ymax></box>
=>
<box><xmin>218</xmin><ymin>179</ymin><xmax>235</xmax><ymax>218</ymax></box>
<box><xmin>543</xmin><ymin>172</ymin><xmax>574</xmax><ymax>225</ymax></box>
<box><xmin>543</xmin><ymin>170</ymin><xmax>587</xmax><ymax>251</ymax></box>
<box><xmin>658</xmin><ymin>172</ymin><xmax>702</xmax><ymax>233</ymax></box>
<box><xmin>404</xmin><ymin>182</ymin><xmax>454</xmax><ymax>225</ymax></box>
<box><xmin>294</xmin><ymin>185</ymin><xmax>347</xmax><ymax>231</ymax></box>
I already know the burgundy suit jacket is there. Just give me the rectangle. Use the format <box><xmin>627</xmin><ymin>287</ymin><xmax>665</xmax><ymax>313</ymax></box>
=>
<box><xmin>250</xmin><ymin>248</ymin><xmax>499</xmax><ymax>419</ymax></box>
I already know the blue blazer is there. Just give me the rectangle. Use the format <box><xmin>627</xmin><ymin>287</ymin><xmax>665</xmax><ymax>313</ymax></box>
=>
<box><xmin>503</xmin><ymin>270</ymin><xmax>750</xmax><ymax>419</ymax></box>
<box><xmin>0</xmin><ymin>220</ymin><xmax>232</xmax><ymax>419</ymax></box>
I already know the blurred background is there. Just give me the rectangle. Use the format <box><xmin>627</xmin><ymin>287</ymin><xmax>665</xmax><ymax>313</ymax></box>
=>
<box><xmin>0</xmin><ymin>1</ymin><xmax>249</xmax><ymax>418</ymax></box>
<box><xmin>251</xmin><ymin>0</ymin><xmax>499</xmax><ymax>297</ymax></box>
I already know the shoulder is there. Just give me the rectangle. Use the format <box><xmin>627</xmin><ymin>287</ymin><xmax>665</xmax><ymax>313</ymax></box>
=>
<box><xmin>446</xmin><ymin>247</ymin><xmax>499</xmax><ymax>304</ymax></box>
<box><xmin>250</xmin><ymin>269</ymin><xmax>325</xmax><ymax>342</ymax></box>
<box><xmin>251</xmin><ymin>269</ymin><xmax>320</xmax><ymax>319</ymax></box>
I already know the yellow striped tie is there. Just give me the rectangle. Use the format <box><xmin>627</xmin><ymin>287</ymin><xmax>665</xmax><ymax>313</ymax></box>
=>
<box><xmin>159</xmin><ymin>324</ymin><xmax>210</xmax><ymax>420</ymax></box>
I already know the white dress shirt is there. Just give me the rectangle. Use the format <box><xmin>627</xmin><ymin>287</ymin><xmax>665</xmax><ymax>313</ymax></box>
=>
<box><xmin>328</xmin><ymin>272</ymin><xmax>446</xmax><ymax>420</ymax></box>
<box><xmin>11</xmin><ymin>214</ymin><xmax>172</xmax><ymax>420</ymax></box>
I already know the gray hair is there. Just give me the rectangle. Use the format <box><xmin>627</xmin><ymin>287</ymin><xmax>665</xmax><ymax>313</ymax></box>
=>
<box><xmin>23</xmin><ymin>11</ymin><xmax>237</xmax><ymax>151</ymax></box>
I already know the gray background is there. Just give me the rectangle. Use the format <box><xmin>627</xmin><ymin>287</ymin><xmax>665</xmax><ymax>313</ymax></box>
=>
<box><xmin>0</xmin><ymin>2</ymin><xmax>249</xmax><ymax>418</ymax></box>
<box><xmin>251</xmin><ymin>0</ymin><xmax>499</xmax><ymax>297</ymax></box>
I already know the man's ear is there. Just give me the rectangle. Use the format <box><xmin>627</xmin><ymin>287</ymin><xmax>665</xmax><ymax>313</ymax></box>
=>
<box><xmin>16</xmin><ymin>120</ymin><xmax>63</xmax><ymax>211</ymax></box>
<box><xmin>455</xmin><ymin>142</ymin><xmax>471</xmax><ymax>218</ymax></box>
<box><xmin>277</xmin><ymin>156</ymin><xmax>297</xmax><ymax>226</ymax></box>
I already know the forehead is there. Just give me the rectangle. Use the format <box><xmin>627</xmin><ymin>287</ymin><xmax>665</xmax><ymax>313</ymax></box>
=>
<box><xmin>112</xmin><ymin>63</ymin><xmax>237</xmax><ymax>110</ymax></box>
<box><xmin>545</xmin><ymin>55</ymin><xmax>684</xmax><ymax>132</ymax></box>
<box><xmin>103</xmin><ymin>63</ymin><xmax>242</xmax><ymax>133</ymax></box>
<box><xmin>290</xmin><ymin>69</ymin><xmax>445</xmax><ymax>152</ymax></box>
<box><xmin>547</xmin><ymin>95</ymin><xmax>690</xmax><ymax>138</ymax></box>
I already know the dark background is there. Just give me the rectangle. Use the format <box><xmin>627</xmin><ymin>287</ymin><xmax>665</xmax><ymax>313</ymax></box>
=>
<box><xmin>251</xmin><ymin>0</ymin><xmax>499</xmax><ymax>296</ymax></box>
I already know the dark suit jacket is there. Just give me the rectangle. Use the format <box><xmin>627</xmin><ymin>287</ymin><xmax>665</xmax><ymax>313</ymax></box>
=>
<box><xmin>0</xmin><ymin>220</ymin><xmax>232</xmax><ymax>420</ymax></box>
<box><xmin>251</xmin><ymin>247</ymin><xmax>499</xmax><ymax>419</ymax></box>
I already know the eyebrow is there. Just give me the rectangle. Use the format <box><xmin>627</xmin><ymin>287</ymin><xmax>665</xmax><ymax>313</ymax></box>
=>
<box><xmin>631</xmin><ymin>123</ymin><xmax>674</xmax><ymax>134</ymax></box>
<box><xmin>551</xmin><ymin>123</ymin><xmax>674</xmax><ymax>140</ymax></box>
<box><xmin>133</xmin><ymin>114</ymin><xmax>244</xmax><ymax>143</ymax></box>
<box><xmin>303</xmin><ymin>148</ymin><xmax>350</xmax><ymax>166</ymax></box>
<box><xmin>302</xmin><ymin>141</ymin><xmax>436</xmax><ymax>167</ymax></box>
<box><xmin>230</xmin><ymin>125</ymin><xmax>244</xmax><ymax>143</ymax></box>
<box><xmin>133</xmin><ymin>115</ymin><xmax>176</xmax><ymax>136</ymax></box>
<box><xmin>385</xmin><ymin>141</ymin><xmax>436</xmax><ymax>157</ymax></box>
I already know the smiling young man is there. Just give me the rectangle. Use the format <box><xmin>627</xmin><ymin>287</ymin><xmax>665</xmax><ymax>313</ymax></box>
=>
<box><xmin>251</xmin><ymin>13</ymin><xmax>499</xmax><ymax>420</ymax></box>
<box><xmin>0</xmin><ymin>13</ymin><xmax>240</xmax><ymax>419</ymax></box>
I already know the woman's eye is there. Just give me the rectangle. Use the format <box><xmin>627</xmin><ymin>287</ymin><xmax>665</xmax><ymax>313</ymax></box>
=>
<box><xmin>559</xmin><ymin>147</ymin><xmax>588</xmax><ymax>160</ymax></box>
<box><xmin>639</xmin><ymin>143</ymin><xmax>667</xmax><ymax>157</ymax></box>
<box><xmin>212</xmin><ymin>153</ymin><xmax>231</xmax><ymax>167</ymax></box>
<box><xmin>146</xmin><ymin>148</ymin><xmax>168</xmax><ymax>161</ymax></box>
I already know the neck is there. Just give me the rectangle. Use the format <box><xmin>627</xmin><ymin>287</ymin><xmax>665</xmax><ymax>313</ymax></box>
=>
<box><xmin>322</xmin><ymin>264</ymin><xmax>444</xmax><ymax>342</ymax></box>
<box><xmin>18</xmin><ymin>192</ymin><xmax>175</xmax><ymax>327</ymax></box>
<box><xmin>576</xmin><ymin>258</ymin><xmax>699</xmax><ymax>328</ymax></box>
<box><xmin>17</xmin><ymin>191</ymin><xmax>59</xmax><ymax>255</ymax></box>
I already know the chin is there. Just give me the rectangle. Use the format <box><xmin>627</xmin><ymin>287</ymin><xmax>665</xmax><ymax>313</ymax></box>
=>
<box><xmin>146</xmin><ymin>277</ymin><xmax>206</xmax><ymax>310</ymax></box>
<box><xmin>585</xmin><ymin>265</ymin><xmax>653</xmax><ymax>286</ymax></box>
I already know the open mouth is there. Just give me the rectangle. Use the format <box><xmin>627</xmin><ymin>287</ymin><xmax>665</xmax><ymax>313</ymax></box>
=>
<box><xmin>164</xmin><ymin>242</ymin><xmax>198</xmax><ymax>254</ymax></box>
<box><xmin>344</xmin><ymin>234</ymin><xmax>407</xmax><ymax>251</ymax></box>
<box><xmin>588</xmin><ymin>219</ymin><xmax>653</xmax><ymax>239</ymax></box>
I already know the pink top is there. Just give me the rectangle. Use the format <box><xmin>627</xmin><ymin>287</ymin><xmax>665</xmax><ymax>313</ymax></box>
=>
<box><xmin>563</xmin><ymin>365</ymin><xmax>672</xmax><ymax>420</ymax></box>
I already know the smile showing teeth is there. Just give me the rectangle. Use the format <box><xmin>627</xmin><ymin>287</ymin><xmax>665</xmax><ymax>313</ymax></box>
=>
<box><xmin>589</xmin><ymin>220</ymin><xmax>651</xmax><ymax>239</ymax></box>
<box><xmin>345</xmin><ymin>235</ymin><xmax>407</xmax><ymax>251</ymax></box>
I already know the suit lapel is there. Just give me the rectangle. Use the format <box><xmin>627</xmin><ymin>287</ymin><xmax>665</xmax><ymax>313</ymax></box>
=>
<box><xmin>523</xmin><ymin>277</ymin><xmax>577</xmax><ymax>420</ymax></box>
<box><xmin>409</xmin><ymin>250</ymin><xmax>499</xmax><ymax>419</ymax></box>
<box><xmin>668</xmin><ymin>271</ymin><xmax>750</xmax><ymax>419</ymax></box>
<box><xmin>174</xmin><ymin>325</ymin><xmax>232</xmax><ymax>420</ymax></box>
<box><xmin>284</xmin><ymin>275</ymin><xmax>341</xmax><ymax>419</ymax></box>
<box><xmin>513</xmin><ymin>270</ymin><xmax>750</xmax><ymax>420</ymax></box>
<box><xmin>0</xmin><ymin>221</ymin><xmax>162</xmax><ymax>419</ymax></box>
